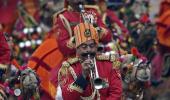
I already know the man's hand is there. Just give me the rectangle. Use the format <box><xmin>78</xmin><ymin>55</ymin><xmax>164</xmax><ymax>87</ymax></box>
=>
<box><xmin>81</xmin><ymin>59</ymin><xmax>93</xmax><ymax>78</ymax></box>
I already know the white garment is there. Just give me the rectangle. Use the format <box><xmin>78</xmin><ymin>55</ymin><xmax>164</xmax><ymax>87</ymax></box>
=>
<box><xmin>55</xmin><ymin>85</ymin><xmax>63</xmax><ymax>100</ymax></box>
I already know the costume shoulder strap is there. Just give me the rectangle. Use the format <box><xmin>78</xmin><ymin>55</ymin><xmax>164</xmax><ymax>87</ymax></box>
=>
<box><xmin>96</xmin><ymin>54</ymin><xmax>121</xmax><ymax>69</ymax></box>
<box><xmin>58</xmin><ymin>57</ymin><xmax>79</xmax><ymax>83</ymax></box>
<box><xmin>60</xmin><ymin>57</ymin><xmax>79</xmax><ymax>70</ymax></box>
<box><xmin>96</xmin><ymin>54</ymin><xmax>116</xmax><ymax>62</ymax></box>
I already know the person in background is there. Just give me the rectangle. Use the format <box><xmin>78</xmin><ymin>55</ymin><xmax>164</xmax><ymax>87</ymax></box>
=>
<box><xmin>96</xmin><ymin>0</ymin><xmax>129</xmax><ymax>38</ymax></box>
<box><xmin>95</xmin><ymin>0</ymin><xmax>129</xmax><ymax>53</ymax></box>
<box><xmin>49</xmin><ymin>0</ymin><xmax>112</xmax><ymax>57</ymax></box>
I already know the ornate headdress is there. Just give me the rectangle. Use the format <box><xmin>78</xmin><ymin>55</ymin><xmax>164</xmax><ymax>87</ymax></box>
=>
<box><xmin>74</xmin><ymin>23</ymin><xmax>99</xmax><ymax>48</ymax></box>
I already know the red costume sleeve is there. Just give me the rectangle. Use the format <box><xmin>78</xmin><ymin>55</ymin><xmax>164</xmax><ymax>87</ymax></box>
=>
<box><xmin>55</xmin><ymin>17</ymin><xmax>76</xmax><ymax>57</ymax></box>
<box><xmin>95</xmin><ymin>10</ymin><xmax>112</xmax><ymax>44</ymax></box>
<box><xmin>106</xmin><ymin>69</ymin><xmax>122</xmax><ymax>100</ymax></box>
<box><xmin>107</xmin><ymin>10</ymin><xmax>129</xmax><ymax>35</ymax></box>
<box><xmin>0</xmin><ymin>33</ymin><xmax>10</xmax><ymax>64</ymax></box>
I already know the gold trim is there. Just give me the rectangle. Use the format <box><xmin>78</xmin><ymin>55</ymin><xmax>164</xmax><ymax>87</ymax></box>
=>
<box><xmin>58</xmin><ymin>58</ymin><xmax>79</xmax><ymax>85</ymax></box>
<box><xmin>96</xmin><ymin>54</ymin><xmax>116</xmax><ymax>62</ymax></box>
<box><xmin>69</xmin><ymin>82</ymin><xmax>83</xmax><ymax>93</ymax></box>
<box><xmin>58</xmin><ymin>61</ymin><xmax>69</xmax><ymax>85</ymax></box>
<box><xmin>66</xmin><ymin>39</ymin><xmax>75</xmax><ymax>49</ymax></box>
<box><xmin>113</xmin><ymin>61</ymin><xmax>121</xmax><ymax>69</ymax></box>
<box><xmin>96</xmin><ymin>54</ymin><xmax>110</xmax><ymax>60</ymax></box>
<box><xmin>59</xmin><ymin>14</ymin><xmax>73</xmax><ymax>38</ymax></box>
<box><xmin>68</xmin><ymin>67</ymin><xmax>77</xmax><ymax>81</ymax></box>
<box><xmin>102</xmin><ymin>13</ymin><xmax>107</xmax><ymax>25</ymax></box>
<box><xmin>67</xmin><ymin>57</ymin><xmax>79</xmax><ymax>65</ymax></box>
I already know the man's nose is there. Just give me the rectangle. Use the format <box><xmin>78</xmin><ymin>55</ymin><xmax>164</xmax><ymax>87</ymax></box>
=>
<box><xmin>85</xmin><ymin>46</ymin><xmax>91</xmax><ymax>53</ymax></box>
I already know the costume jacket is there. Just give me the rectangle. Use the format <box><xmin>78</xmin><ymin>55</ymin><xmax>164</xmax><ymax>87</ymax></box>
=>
<box><xmin>0</xmin><ymin>32</ymin><xmax>10</xmax><ymax>65</ymax></box>
<box><xmin>56</xmin><ymin>54</ymin><xmax>122</xmax><ymax>100</ymax></box>
<box><xmin>102</xmin><ymin>9</ymin><xmax>129</xmax><ymax>36</ymax></box>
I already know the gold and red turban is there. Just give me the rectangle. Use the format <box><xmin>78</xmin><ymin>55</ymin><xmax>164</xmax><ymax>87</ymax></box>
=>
<box><xmin>74</xmin><ymin>23</ymin><xmax>99</xmax><ymax>48</ymax></box>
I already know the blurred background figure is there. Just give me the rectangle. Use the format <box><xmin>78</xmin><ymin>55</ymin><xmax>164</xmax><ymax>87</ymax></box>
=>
<box><xmin>1</xmin><ymin>0</ymin><xmax>170</xmax><ymax>99</ymax></box>
<box><xmin>0</xmin><ymin>0</ymin><xmax>19</xmax><ymax>33</ymax></box>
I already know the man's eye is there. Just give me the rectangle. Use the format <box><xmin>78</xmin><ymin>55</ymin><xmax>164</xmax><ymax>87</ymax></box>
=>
<box><xmin>90</xmin><ymin>43</ymin><xmax>95</xmax><ymax>48</ymax></box>
<box><xmin>82</xmin><ymin>45</ymin><xmax>87</xmax><ymax>48</ymax></box>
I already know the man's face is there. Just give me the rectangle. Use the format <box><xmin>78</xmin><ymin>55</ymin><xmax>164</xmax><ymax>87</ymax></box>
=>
<box><xmin>98</xmin><ymin>1</ymin><xmax>107</xmax><ymax>13</ymax></box>
<box><xmin>77</xmin><ymin>40</ymin><xmax>97</xmax><ymax>61</ymax></box>
<box><xmin>67</xmin><ymin>0</ymin><xmax>85</xmax><ymax>11</ymax></box>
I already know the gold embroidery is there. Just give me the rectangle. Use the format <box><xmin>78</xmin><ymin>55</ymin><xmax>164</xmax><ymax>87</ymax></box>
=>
<box><xmin>66</xmin><ymin>38</ymin><xmax>75</xmax><ymax>49</ymax></box>
<box><xmin>58</xmin><ymin>58</ymin><xmax>79</xmax><ymax>85</ymax></box>
<box><xmin>110</xmin><ymin>54</ymin><xmax>116</xmax><ymax>62</ymax></box>
<box><xmin>96</xmin><ymin>54</ymin><xmax>116</xmax><ymax>62</ymax></box>
<box><xmin>113</xmin><ymin>61</ymin><xmax>121</xmax><ymax>69</ymax></box>
<box><xmin>67</xmin><ymin>57</ymin><xmax>79</xmax><ymax>65</ymax></box>
<box><xmin>68</xmin><ymin>67</ymin><xmax>77</xmax><ymax>81</ymax></box>
<box><xmin>58</xmin><ymin>61</ymin><xmax>70</xmax><ymax>85</ymax></box>
<box><xmin>96</xmin><ymin>54</ymin><xmax>110</xmax><ymax>60</ymax></box>
<box><xmin>69</xmin><ymin>82</ymin><xmax>83</xmax><ymax>93</ymax></box>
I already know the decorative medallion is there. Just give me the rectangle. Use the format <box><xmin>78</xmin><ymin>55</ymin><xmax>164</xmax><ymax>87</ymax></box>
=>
<box><xmin>84</xmin><ymin>29</ymin><xmax>91</xmax><ymax>37</ymax></box>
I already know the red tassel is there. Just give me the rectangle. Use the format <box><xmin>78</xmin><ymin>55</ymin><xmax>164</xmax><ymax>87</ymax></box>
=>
<box><xmin>131</xmin><ymin>47</ymin><xmax>140</xmax><ymax>57</ymax></box>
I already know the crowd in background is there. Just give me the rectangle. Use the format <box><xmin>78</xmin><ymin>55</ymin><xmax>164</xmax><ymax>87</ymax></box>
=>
<box><xmin>1</xmin><ymin>0</ymin><xmax>156</xmax><ymax>64</ymax></box>
<box><xmin>1</xmin><ymin>0</ymin><xmax>170</xmax><ymax>99</ymax></box>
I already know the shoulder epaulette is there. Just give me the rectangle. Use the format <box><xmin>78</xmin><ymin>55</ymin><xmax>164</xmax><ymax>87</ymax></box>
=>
<box><xmin>67</xmin><ymin>57</ymin><xmax>79</xmax><ymax>65</ymax></box>
<box><xmin>58</xmin><ymin>57</ymin><xmax>79</xmax><ymax>84</ymax></box>
<box><xmin>84</xmin><ymin>5</ymin><xmax>101</xmax><ymax>14</ymax></box>
<box><xmin>53</xmin><ymin>8</ymin><xmax>67</xmax><ymax>19</ymax></box>
<box><xmin>96</xmin><ymin>54</ymin><xmax>116</xmax><ymax>62</ymax></box>
<box><xmin>96</xmin><ymin>54</ymin><xmax>121</xmax><ymax>69</ymax></box>
<box><xmin>61</xmin><ymin>57</ymin><xmax>79</xmax><ymax>68</ymax></box>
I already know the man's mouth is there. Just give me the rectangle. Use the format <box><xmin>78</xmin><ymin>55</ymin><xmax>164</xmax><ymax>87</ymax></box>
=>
<box><xmin>81</xmin><ymin>52</ymin><xmax>96</xmax><ymax>59</ymax></box>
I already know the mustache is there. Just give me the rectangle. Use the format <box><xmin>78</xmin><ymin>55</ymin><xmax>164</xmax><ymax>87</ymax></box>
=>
<box><xmin>81</xmin><ymin>52</ymin><xmax>96</xmax><ymax>58</ymax></box>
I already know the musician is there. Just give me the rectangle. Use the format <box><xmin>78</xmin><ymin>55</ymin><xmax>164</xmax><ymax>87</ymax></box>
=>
<box><xmin>49</xmin><ymin>0</ymin><xmax>112</xmax><ymax>57</ymax></box>
<box><xmin>55</xmin><ymin>23</ymin><xmax>122</xmax><ymax>100</ymax></box>
<box><xmin>96</xmin><ymin>0</ymin><xmax>129</xmax><ymax>36</ymax></box>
